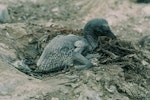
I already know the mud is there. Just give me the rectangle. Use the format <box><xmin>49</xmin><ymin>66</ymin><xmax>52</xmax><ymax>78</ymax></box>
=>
<box><xmin>0</xmin><ymin>0</ymin><xmax>150</xmax><ymax>100</ymax></box>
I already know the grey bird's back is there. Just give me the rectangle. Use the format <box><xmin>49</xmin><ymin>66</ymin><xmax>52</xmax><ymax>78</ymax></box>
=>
<box><xmin>37</xmin><ymin>34</ymin><xmax>87</xmax><ymax>72</ymax></box>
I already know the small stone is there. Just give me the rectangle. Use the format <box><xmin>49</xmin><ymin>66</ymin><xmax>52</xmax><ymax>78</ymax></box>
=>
<box><xmin>51</xmin><ymin>7</ymin><xmax>59</xmax><ymax>12</ymax></box>
<box><xmin>91</xmin><ymin>58</ymin><xmax>99</xmax><ymax>66</ymax></box>
<box><xmin>95</xmin><ymin>76</ymin><xmax>101</xmax><ymax>82</ymax></box>
<box><xmin>27</xmin><ymin>77</ymin><xmax>33</xmax><ymax>80</ymax></box>
<box><xmin>106</xmin><ymin>85</ymin><xmax>117</xmax><ymax>94</ymax></box>
<box><xmin>12</xmin><ymin>60</ymin><xmax>31</xmax><ymax>72</ymax></box>
<box><xmin>28</xmin><ymin>38</ymin><xmax>37</xmax><ymax>44</ymax></box>
<box><xmin>99</xmin><ymin>92</ymin><xmax>104</xmax><ymax>97</ymax></box>
<box><xmin>109</xmin><ymin>85</ymin><xmax>117</xmax><ymax>93</ymax></box>
<box><xmin>133</xmin><ymin>27</ymin><xmax>143</xmax><ymax>33</ymax></box>
<box><xmin>65</xmin><ymin>75</ymin><xmax>79</xmax><ymax>79</ymax></box>
<box><xmin>74</xmin><ymin>87</ymin><xmax>82</xmax><ymax>95</ymax></box>
<box><xmin>0</xmin><ymin>5</ymin><xmax>11</xmax><ymax>23</ymax></box>
<box><xmin>141</xmin><ymin>60</ymin><xmax>149</xmax><ymax>66</ymax></box>
<box><xmin>59</xmin><ymin>87</ymin><xmax>69</xmax><ymax>94</ymax></box>
<box><xmin>78</xmin><ymin>95</ymin><xmax>84</xmax><ymax>100</ymax></box>
<box><xmin>142</xmin><ymin>6</ymin><xmax>150</xmax><ymax>17</ymax></box>
<box><xmin>118</xmin><ymin>72</ymin><xmax>124</xmax><ymax>77</ymax></box>
<box><xmin>51</xmin><ymin>97</ymin><xmax>59</xmax><ymax>100</ymax></box>
<box><xmin>71</xmin><ymin>83</ymin><xmax>79</xmax><ymax>88</ymax></box>
<box><xmin>78</xmin><ymin>89</ymin><xmax>101</xmax><ymax>100</ymax></box>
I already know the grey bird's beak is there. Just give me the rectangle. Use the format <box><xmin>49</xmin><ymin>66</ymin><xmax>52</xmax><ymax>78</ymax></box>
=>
<box><xmin>100</xmin><ymin>23</ymin><xmax>116</xmax><ymax>39</ymax></box>
<box><xmin>106</xmin><ymin>31</ymin><xmax>116</xmax><ymax>39</ymax></box>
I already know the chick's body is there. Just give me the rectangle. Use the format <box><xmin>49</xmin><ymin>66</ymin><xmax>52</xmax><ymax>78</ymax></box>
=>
<box><xmin>37</xmin><ymin>34</ymin><xmax>89</xmax><ymax>72</ymax></box>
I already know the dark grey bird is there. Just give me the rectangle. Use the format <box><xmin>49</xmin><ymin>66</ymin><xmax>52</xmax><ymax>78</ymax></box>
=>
<box><xmin>36</xmin><ymin>18</ymin><xmax>116</xmax><ymax>73</ymax></box>
<box><xmin>136</xmin><ymin>0</ymin><xmax>150</xmax><ymax>3</ymax></box>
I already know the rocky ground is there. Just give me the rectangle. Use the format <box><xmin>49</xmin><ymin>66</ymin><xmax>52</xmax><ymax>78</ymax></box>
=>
<box><xmin>0</xmin><ymin>0</ymin><xmax>150</xmax><ymax>100</ymax></box>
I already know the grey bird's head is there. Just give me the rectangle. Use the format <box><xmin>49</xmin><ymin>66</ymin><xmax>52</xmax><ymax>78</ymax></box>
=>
<box><xmin>83</xmin><ymin>18</ymin><xmax>116</xmax><ymax>39</ymax></box>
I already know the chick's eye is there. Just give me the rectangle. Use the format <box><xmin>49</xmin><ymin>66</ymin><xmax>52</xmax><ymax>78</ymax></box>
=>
<box><xmin>102</xmin><ymin>25</ymin><xmax>109</xmax><ymax>31</ymax></box>
<box><xmin>96</xmin><ymin>26</ymin><xmax>99</xmax><ymax>30</ymax></box>
<box><xmin>95</xmin><ymin>27</ymin><xmax>101</xmax><ymax>32</ymax></box>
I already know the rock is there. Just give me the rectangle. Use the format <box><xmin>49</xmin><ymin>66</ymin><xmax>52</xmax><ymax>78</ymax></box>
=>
<box><xmin>51</xmin><ymin>97</ymin><xmax>59</xmax><ymax>100</ymax></box>
<box><xmin>78</xmin><ymin>88</ymin><xmax>101</xmax><ymax>100</ymax></box>
<box><xmin>12</xmin><ymin>60</ymin><xmax>32</xmax><ymax>72</ymax></box>
<box><xmin>65</xmin><ymin>75</ymin><xmax>79</xmax><ymax>79</ymax></box>
<box><xmin>0</xmin><ymin>60</ymin><xmax>62</xmax><ymax>100</ymax></box>
<box><xmin>59</xmin><ymin>87</ymin><xmax>69</xmax><ymax>94</ymax></box>
<box><xmin>0</xmin><ymin>5</ymin><xmax>11</xmax><ymax>23</ymax></box>
<box><xmin>0</xmin><ymin>43</ymin><xmax>16</xmax><ymax>60</ymax></box>
<box><xmin>142</xmin><ymin>6</ymin><xmax>150</xmax><ymax>17</ymax></box>
<box><xmin>133</xmin><ymin>27</ymin><xmax>143</xmax><ymax>33</ymax></box>
<box><xmin>1</xmin><ymin>23</ymin><xmax>28</xmax><ymax>39</ymax></box>
<box><xmin>95</xmin><ymin>76</ymin><xmax>101</xmax><ymax>82</ymax></box>
<box><xmin>51</xmin><ymin>7</ymin><xmax>59</xmax><ymax>12</ymax></box>
<box><xmin>91</xmin><ymin>58</ymin><xmax>99</xmax><ymax>66</ymax></box>
<box><xmin>74</xmin><ymin>87</ymin><xmax>82</xmax><ymax>96</ymax></box>
<box><xmin>71</xmin><ymin>83</ymin><xmax>79</xmax><ymax>88</ymax></box>
<box><xmin>106</xmin><ymin>85</ymin><xmax>117</xmax><ymax>93</ymax></box>
<box><xmin>141</xmin><ymin>60</ymin><xmax>149</xmax><ymax>66</ymax></box>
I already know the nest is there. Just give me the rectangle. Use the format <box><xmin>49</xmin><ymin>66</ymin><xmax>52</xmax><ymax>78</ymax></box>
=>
<box><xmin>12</xmin><ymin>25</ymin><xmax>150</xmax><ymax>79</ymax></box>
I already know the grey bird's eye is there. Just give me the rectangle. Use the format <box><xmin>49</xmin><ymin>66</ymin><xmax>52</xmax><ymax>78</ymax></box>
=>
<box><xmin>102</xmin><ymin>24</ymin><xmax>110</xmax><ymax>31</ymax></box>
<box><xmin>95</xmin><ymin>27</ymin><xmax>102</xmax><ymax>33</ymax></box>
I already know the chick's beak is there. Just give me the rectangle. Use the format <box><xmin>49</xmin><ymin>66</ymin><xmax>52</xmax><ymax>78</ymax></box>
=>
<box><xmin>106</xmin><ymin>30</ymin><xmax>116</xmax><ymax>39</ymax></box>
<box><xmin>102</xmin><ymin>24</ymin><xmax>116</xmax><ymax>39</ymax></box>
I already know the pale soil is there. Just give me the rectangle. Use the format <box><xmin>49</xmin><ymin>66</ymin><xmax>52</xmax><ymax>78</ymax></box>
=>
<box><xmin>0</xmin><ymin>0</ymin><xmax>150</xmax><ymax>100</ymax></box>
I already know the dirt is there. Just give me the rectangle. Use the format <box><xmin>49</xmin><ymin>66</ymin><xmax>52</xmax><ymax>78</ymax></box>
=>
<box><xmin>0</xmin><ymin>0</ymin><xmax>150</xmax><ymax>100</ymax></box>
